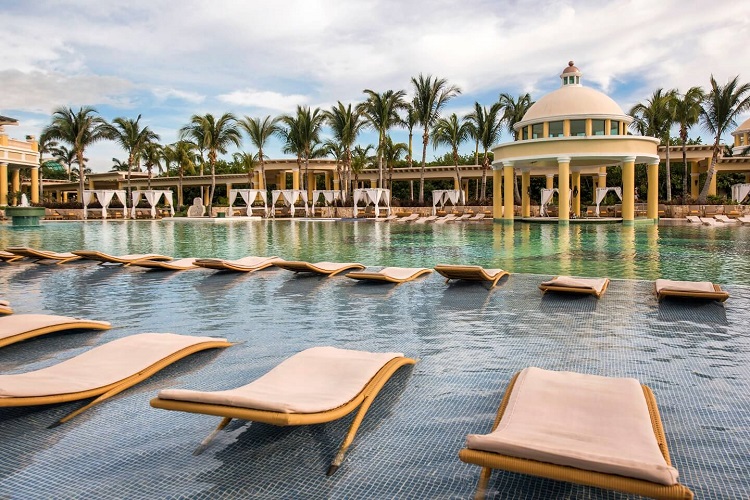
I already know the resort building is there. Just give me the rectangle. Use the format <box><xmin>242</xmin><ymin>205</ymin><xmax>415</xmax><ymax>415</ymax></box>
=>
<box><xmin>491</xmin><ymin>62</ymin><xmax>660</xmax><ymax>224</ymax></box>
<box><xmin>0</xmin><ymin>116</ymin><xmax>40</xmax><ymax>205</ymax></box>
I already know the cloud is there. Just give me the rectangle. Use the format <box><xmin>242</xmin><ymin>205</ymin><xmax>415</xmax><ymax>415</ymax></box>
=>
<box><xmin>151</xmin><ymin>88</ymin><xmax>205</xmax><ymax>104</ymax></box>
<box><xmin>217</xmin><ymin>89</ymin><xmax>309</xmax><ymax>113</ymax></box>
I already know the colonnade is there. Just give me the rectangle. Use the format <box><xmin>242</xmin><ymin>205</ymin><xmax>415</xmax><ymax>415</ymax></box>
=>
<box><xmin>0</xmin><ymin>164</ymin><xmax>40</xmax><ymax>205</ymax></box>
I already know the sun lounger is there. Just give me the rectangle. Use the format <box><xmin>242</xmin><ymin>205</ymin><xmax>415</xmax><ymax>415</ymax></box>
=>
<box><xmin>714</xmin><ymin>214</ymin><xmax>737</xmax><ymax>223</ymax></box>
<box><xmin>151</xmin><ymin>346</ymin><xmax>415</xmax><ymax>475</ymax></box>
<box><xmin>456</xmin><ymin>213</ymin><xmax>473</xmax><ymax>221</ymax></box>
<box><xmin>685</xmin><ymin>216</ymin><xmax>701</xmax><ymax>223</ymax></box>
<box><xmin>72</xmin><ymin>250</ymin><xmax>173</xmax><ymax>265</ymax></box>
<box><xmin>0</xmin><ymin>300</ymin><xmax>12</xmax><ymax>315</ymax></box>
<box><xmin>654</xmin><ymin>279</ymin><xmax>729</xmax><ymax>302</ymax></box>
<box><xmin>434</xmin><ymin>264</ymin><xmax>509</xmax><ymax>288</ymax></box>
<box><xmin>394</xmin><ymin>213</ymin><xmax>420</xmax><ymax>223</ymax></box>
<box><xmin>129</xmin><ymin>258</ymin><xmax>199</xmax><ymax>271</ymax></box>
<box><xmin>6</xmin><ymin>247</ymin><xmax>81</xmax><ymax>264</ymax></box>
<box><xmin>466</xmin><ymin>213</ymin><xmax>486</xmax><ymax>221</ymax></box>
<box><xmin>193</xmin><ymin>256</ymin><xmax>282</xmax><ymax>272</ymax></box>
<box><xmin>0</xmin><ymin>314</ymin><xmax>111</xmax><ymax>349</ymax></box>
<box><xmin>459</xmin><ymin>367</ymin><xmax>694</xmax><ymax>500</ymax></box>
<box><xmin>434</xmin><ymin>214</ymin><xmax>458</xmax><ymax>224</ymax></box>
<box><xmin>274</xmin><ymin>261</ymin><xmax>365</xmax><ymax>276</ymax></box>
<box><xmin>539</xmin><ymin>276</ymin><xmax>609</xmax><ymax>298</ymax></box>
<box><xmin>699</xmin><ymin>217</ymin><xmax>720</xmax><ymax>226</ymax></box>
<box><xmin>0</xmin><ymin>250</ymin><xmax>23</xmax><ymax>263</ymax></box>
<box><xmin>0</xmin><ymin>333</ymin><xmax>231</xmax><ymax>426</ymax></box>
<box><xmin>738</xmin><ymin>216</ymin><xmax>750</xmax><ymax>224</ymax></box>
<box><xmin>414</xmin><ymin>215</ymin><xmax>438</xmax><ymax>224</ymax></box>
<box><xmin>346</xmin><ymin>267</ymin><xmax>432</xmax><ymax>284</ymax></box>
<box><xmin>378</xmin><ymin>214</ymin><xmax>399</xmax><ymax>222</ymax></box>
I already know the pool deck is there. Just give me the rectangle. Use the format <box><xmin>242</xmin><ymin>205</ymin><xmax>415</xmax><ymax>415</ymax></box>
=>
<box><xmin>1</xmin><ymin>261</ymin><xmax>748</xmax><ymax>499</ymax></box>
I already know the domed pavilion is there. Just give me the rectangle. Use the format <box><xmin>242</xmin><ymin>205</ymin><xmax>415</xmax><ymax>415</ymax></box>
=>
<box><xmin>491</xmin><ymin>62</ymin><xmax>660</xmax><ymax>224</ymax></box>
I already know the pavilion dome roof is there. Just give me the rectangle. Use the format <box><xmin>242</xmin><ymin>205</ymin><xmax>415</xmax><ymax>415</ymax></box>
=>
<box><xmin>732</xmin><ymin>117</ymin><xmax>750</xmax><ymax>135</ymax></box>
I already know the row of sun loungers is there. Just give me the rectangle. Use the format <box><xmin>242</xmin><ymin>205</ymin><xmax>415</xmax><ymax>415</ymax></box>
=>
<box><xmin>381</xmin><ymin>213</ymin><xmax>485</xmax><ymax>223</ymax></box>
<box><xmin>0</xmin><ymin>310</ymin><xmax>695</xmax><ymax>496</ymax></box>
<box><xmin>686</xmin><ymin>214</ymin><xmax>750</xmax><ymax>225</ymax></box>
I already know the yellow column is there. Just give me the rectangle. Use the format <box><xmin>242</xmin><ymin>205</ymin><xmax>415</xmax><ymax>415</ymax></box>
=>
<box><xmin>542</xmin><ymin>122</ymin><xmax>549</xmax><ymax>138</ymax></box>
<box><xmin>333</xmin><ymin>178</ymin><xmax>339</xmax><ymax>191</ymax></box>
<box><xmin>463</xmin><ymin>180</ymin><xmax>469</xmax><ymax>203</ymax></box>
<box><xmin>492</xmin><ymin>169</ymin><xmax>503</xmax><ymax>219</ymax></box>
<box><xmin>503</xmin><ymin>163</ymin><xmax>514</xmax><ymax>223</ymax></box>
<box><xmin>11</xmin><ymin>169</ymin><xmax>20</xmax><ymax>206</ymax></box>
<box><xmin>226</xmin><ymin>183</ymin><xmax>233</xmax><ymax>199</ymax></box>
<box><xmin>745</xmin><ymin>173</ymin><xmax>750</xmax><ymax>183</ymax></box>
<box><xmin>545</xmin><ymin>174</ymin><xmax>553</xmax><ymax>190</ymax></box>
<box><xmin>325</xmin><ymin>172</ymin><xmax>331</xmax><ymax>190</ymax></box>
<box><xmin>369</xmin><ymin>179</ymin><xmax>376</xmax><ymax>188</ymax></box>
<box><xmin>690</xmin><ymin>162</ymin><xmax>699</xmax><ymax>199</ymax></box>
<box><xmin>63</xmin><ymin>191</ymin><xmax>68</xmax><ymax>202</ymax></box>
<box><xmin>308</xmin><ymin>172</ymin><xmax>316</xmax><ymax>199</ymax></box>
<box><xmin>31</xmin><ymin>167</ymin><xmax>39</xmax><ymax>203</ymax></box>
<box><xmin>622</xmin><ymin>156</ymin><xmax>636</xmax><ymax>224</ymax></box>
<box><xmin>0</xmin><ymin>163</ymin><xmax>7</xmax><ymax>206</ymax></box>
<box><xmin>292</xmin><ymin>169</ymin><xmax>300</xmax><ymax>190</ymax></box>
<box><xmin>605</xmin><ymin>119</ymin><xmax>611</xmax><ymax>135</ymax></box>
<box><xmin>557</xmin><ymin>157</ymin><xmax>570</xmax><ymax>224</ymax></box>
<box><xmin>735</xmin><ymin>135</ymin><xmax>741</xmax><ymax>147</ymax></box>
<box><xmin>563</xmin><ymin>120</ymin><xmax>571</xmax><ymax>137</ymax></box>
<box><xmin>647</xmin><ymin>161</ymin><xmax>659</xmax><ymax>221</ymax></box>
<box><xmin>598</xmin><ymin>167</ymin><xmax>607</xmax><ymax>188</ymax></box>
<box><xmin>585</xmin><ymin>119</ymin><xmax>592</xmax><ymax>136</ymax></box>
<box><xmin>88</xmin><ymin>178</ymin><xmax>94</xmax><ymax>189</ymax></box>
<box><xmin>521</xmin><ymin>170</ymin><xmax>530</xmax><ymax>217</ymax></box>
<box><xmin>204</xmin><ymin>186</ymin><xmax>210</xmax><ymax>202</ymax></box>
<box><xmin>279</xmin><ymin>172</ymin><xmax>286</xmax><ymax>189</ymax></box>
<box><xmin>571</xmin><ymin>171</ymin><xmax>581</xmax><ymax>217</ymax></box>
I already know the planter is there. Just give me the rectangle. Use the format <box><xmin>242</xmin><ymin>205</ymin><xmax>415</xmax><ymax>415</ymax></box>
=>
<box><xmin>5</xmin><ymin>206</ymin><xmax>46</xmax><ymax>227</ymax></box>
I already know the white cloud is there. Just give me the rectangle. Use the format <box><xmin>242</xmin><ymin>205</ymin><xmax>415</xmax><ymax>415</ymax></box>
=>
<box><xmin>217</xmin><ymin>89</ymin><xmax>309</xmax><ymax>113</ymax></box>
<box><xmin>151</xmin><ymin>88</ymin><xmax>205</xmax><ymax>104</ymax></box>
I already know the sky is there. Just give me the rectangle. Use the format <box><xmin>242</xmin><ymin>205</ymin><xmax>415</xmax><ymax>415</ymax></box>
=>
<box><xmin>2</xmin><ymin>0</ymin><xmax>748</xmax><ymax>172</ymax></box>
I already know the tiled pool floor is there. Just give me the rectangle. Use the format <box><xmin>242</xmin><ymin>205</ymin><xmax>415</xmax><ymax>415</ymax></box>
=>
<box><xmin>1</xmin><ymin>262</ymin><xmax>748</xmax><ymax>498</ymax></box>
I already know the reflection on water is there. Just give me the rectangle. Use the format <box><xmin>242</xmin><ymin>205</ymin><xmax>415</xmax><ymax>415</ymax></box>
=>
<box><xmin>2</xmin><ymin>220</ymin><xmax>750</xmax><ymax>283</ymax></box>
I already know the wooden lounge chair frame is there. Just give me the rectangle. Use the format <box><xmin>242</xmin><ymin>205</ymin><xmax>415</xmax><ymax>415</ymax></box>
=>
<box><xmin>459</xmin><ymin>371</ymin><xmax>695</xmax><ymax>500</ymax></box>
<box><xmin>6</xmin><ymin>247</ymin><xmax>81</xmax><ymax>264</ymax></box>
<box><xmin>0</xmin><ymin>251</ymin><xmax>24</xmax><ymax>263</ymax></box>
<box><xmin>129</xmin><ymin>258</ymin><xmax>198</xmax><ymax>271</ymax></box>
<box><xmin>274</xmin><ymin>261</ymin><xmax>366</xmax><ymax>276</ymax></box>
<box><xmin>539</xmin><ymin>277</ymin><xmax>609</xmax><ymax>299</ymax></box>
<box><xmin>0</xmin><ymin>338</ymin><xmax>232</xmax><ymax>427</ymax></box>
<box><xmin>434</xmin><ymin>265</ymin><xmax>509</xmax><ymax>288</ymax></box>
<box><xmin>150</xmin><ymin>355</ymin><xmax>416</xmax><ymax>475</ymax></box>
<box><xmin>655</xmin><ymin>283</ymin><xmax>729</xmax><ymax>302</ymax></box>
<box><xmin>193</xmin><ymin>257</ymin><xmax>279</xmax><ymax>272</ymax></box>
<box><xmin>346</xmin><ymin>268</ymin><xmax>433</xmax><ymax>284</ymax></box>
<box><xmin>0</xmin><ymin>300</ymin><xmax>12</xmax><ymax>315</ymax></box>
<box><xmin>0</xmin><ymin>316</ymin><xmax>111</xmax><ymax>349</ymax></box>
<box><xmin>72</xmin><ymin>250</ymin><xmax>173</xmax><ymax>265</ymax></box>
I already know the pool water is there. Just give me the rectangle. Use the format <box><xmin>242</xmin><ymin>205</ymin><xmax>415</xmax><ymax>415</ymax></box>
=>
<box><xmin>2</xmin><ymin>220</ymin><xmax>750</xmax><ymax>283</ymax></box>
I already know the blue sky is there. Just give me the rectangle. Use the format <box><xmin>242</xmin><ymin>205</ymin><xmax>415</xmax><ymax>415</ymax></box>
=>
<box><xmin>1</xmin><ymin>0</ymin><xmax>748</xmax><ymax>172</ymax></box>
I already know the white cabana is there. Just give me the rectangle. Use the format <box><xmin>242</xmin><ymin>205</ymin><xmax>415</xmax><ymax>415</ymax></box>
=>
<box><xmin>353</xmin><ymin>188</ymin><xmax>391</xmax><ymax>218</ymax></box>
<box><xmin>271</xmin><ymin>189</ymin><xmax>309</xmax><ymax>217</ymax></box>
<box><xmin>431</xmin><ymin>189</ymin><xmax>465</xmax><ymax>215</ymax></box>
<box><xmin>311</xmin><ymin>190</ymin><xmax>343</xmax><ymax>207</ymax></box>
<box><xmin>731</xmin><ymin>183</ymin><xmax>750</xmax><ymax>203</ymax></box>
<box><xmin>595</xmin><ymin>187</ymin><xmax>623</xmax><ymax>216</ymax></box>
<box><xmin>228</xmin><ymin>189</ymin><xmax>268</xmax><ymax>217</ymax></box>
<box><xmin>131</xmin><ymin>190</ymin><xmax>175</xmax><ymax>219</ymax></box>
<box><xmin>539</xmin><ymin>188</ymin><xmax>558</xmax><ymax>217</ymax></box>
<box><xmin>82</xmin><ymin>190</ymin><xmax>127</xmax><ymax>220</ymax></box>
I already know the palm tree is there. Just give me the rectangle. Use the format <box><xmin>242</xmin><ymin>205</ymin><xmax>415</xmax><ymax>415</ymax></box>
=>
<box><xmin>698</xmin><ymin>75</ymin><xmax>750</xmax><ymax>202</ymax></box>
<box><xmin>240</xmin><ymin>115</ymin><xmax>280</xmax><ymax>192</ymax></box>
<box><xmin>432</xmin><ymin>113</ymin><xmax>471</xmax><ymax>190</ymax></box>
<box><xmin>279</xmin><ymin>106</ymin><xmax>325</xmax><ymax>191</ymax></box>
<box><xmin>37</xmin><ymin>132</ymin><xmax>57</xmax><ymax>202</ymax></box>
<box><xmin>670</xmin><ymin>87</ymin><xmax>705</xmax><ymax>198</ymax></box>
<box><xmin>43</xmin><ymin>106</ymin><xmax>110</xmax><ymax>201</ymax></box>
<box><xmin>629</xmin><ymin>88</ymin><xmax>677</xmax><ymax>200</ymax></box>
<box><xmin>382</xmin><ymin>137</ymin><xmax>408</xmax><ymax>190</ymax></box>
<box><xmin>232</xmin><ymin>152</ymin><xmax>256</xmax><ymax>187</ymax></box>
<box><xmin>322</xmin><ymin>139</ymin><xmax>345</xmax><ymax>198</ymax></box>
<box><xmin>499</xmin><ymin>93</ymin><xmax>534</xmax><ymax>203</ymax></box>
<box><xmin>412</xmin><ymin>74</ymin><xmax>461</xmax><ymax>202</ymax></box>
<box><xmin>140</xmin><ymin>141</ymin><xmax>162</xmax><ymax>189</ymax></box>
<box><xmin>350</xmin><ymin>145</ymin><xmax>373</xmax><ymax>187</ymax></box>
<box><xmin>179</xmin><ymin>113</ymin><xmax>241</xmax><ymax>215</ymax></box>
<box><xmin>51</xmin><ymin>144</ymin><xmax>78</xmax><ymax>180</ymax></box>
<box><xmin>402</xmin><ymin>103</ymin><xmax>419</xmax><ymax>169</ymax></box>
<box><xmin>171</xmin><ymin>141</ymin><xmax>196</xmax><ymax>206</ymax></box>
<box><xmin>111</xmin><ymin>158</ymin><xmax>129</xmax><ymax>171</ymax></box>
<box><xmin>104</xmin><ymin>115</ymin><xmax>159</xmax><ymax>204</ymax></box>
<box><xmin>465</xmin><ymin>101</ymin><xmax>503</xmax><ymax>200</ymax></box>
<box><xmin>324</xmin><ymin>102</ymin><xmax>365</xmax><ymax>197</ymax></box>
<box><xmin>358</xmin><ymin>90</ymin><xmax>406</xmax><ymax>189</ymax></box>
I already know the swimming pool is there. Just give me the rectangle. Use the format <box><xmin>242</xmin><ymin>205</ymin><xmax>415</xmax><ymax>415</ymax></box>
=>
<box><xmin>1</xmin><ymin>221</ymin><xmax>749</xmax><ymax>499</ymax></box>
<box><xmin>2</xmin><ymin>220</ymin><xmax>750</xmax><ymax>283</ymax></box>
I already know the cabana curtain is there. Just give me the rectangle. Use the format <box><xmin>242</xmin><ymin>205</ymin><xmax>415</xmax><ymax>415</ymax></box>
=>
<box><xmin>82</xmin><ymin>190</ymin><xmax>127</xmax><ymax>219</ymax></box>
<box><xmin>131</xmin><ymin>190</ymin><xmax>175</xmax><ymax>219</ymax></box>
<box><xmin>353</xmin><ymin>188</ymin><xmax>391</xmax><ymax>218</ymax></box>
<box><xmin>731</xmin><ymin>183</ymin><xmax>750</xmax><ymax>203</ymax></box>
<box><xmin>271</xmin><ymin>189</ymin><xmax>309</xmax><ymax>217</ymax></box>
<box><xmin>312</xmin><ymin>190</ymin><xmax>343</xmax><ymax>206</ymax></box>
<box><xmin>431</xmin><ymin>190</ymin><xmax>465</xmax><ymax>215</ymax></box>
<box><xmin>595</xmin><ymin>187</ymin><xmax>622</xmax><ymax>216</ymax></box>
<box><xmin>228</xmin><ymin>189</ymin><xmax>268</xmax><ymax>216</ymax></box>
<box><xmin>539</xmin><ymin>188</ymin><xmax>558</xmax><ymax>217</ymax></box>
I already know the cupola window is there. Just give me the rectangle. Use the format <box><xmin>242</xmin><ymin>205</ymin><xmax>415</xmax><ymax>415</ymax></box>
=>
<box><xmin>592</xmin><ymin>120</ymin><xmax>606</xmax><ymax>136</ymax></box>
<box><xmin>610</xmin><ymin>120</ymin><xmax>620</xmax><ymax>135</ymax></box>
<box><xmin>532</xmin><ymin>123</ymin><xmax>543</xmax><ymax>139</ymax></box>
<box><xmin>548</xmin><ymin>121</ymin><xmax>564</xmax><ymax>137</ymax></box>
<box><xmin>570</xmin><ymin>120</ymin><xmax>586</xmax><ymax>137</ymax></box>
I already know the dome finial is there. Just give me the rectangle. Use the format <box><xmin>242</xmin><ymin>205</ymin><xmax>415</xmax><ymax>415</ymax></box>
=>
<box><xmin>561</xmin><ymin>61</ymin><xmax>582</xmax><ymax>86</ymax></box>
<box><xmin>568</xmin><ymin>60</ymin><xmax>575</xmax><ymax>67</ymax></box>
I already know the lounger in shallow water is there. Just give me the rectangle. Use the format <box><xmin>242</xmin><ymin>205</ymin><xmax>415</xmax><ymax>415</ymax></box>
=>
<box><xmin>0</xmin><ymin>333</ymin><xmax>231</xmax><ymax>426</ymax></box>
<box><xmin>129</xmin><ymin>258</ymin><xmax>199</xmax><ymax>271</ymax></box>
<box><xmin>274</xmin><ymin>261</ymin><xmax>365</xmax><ymax>276</ymax></box>
<box><xmin>0</xmin><ymin>250</ymin><xmax>23</xmax><ymax>263</ymax></box>
<box><xmin>434</xmin><ymin>265</ymin><xmax>509</xmax><ymax>288</ymax></box>
<box><xmin>151</xmin><ymin>346</ymin><xmax>415</xmax><ymax>475</ymax></box>
<box><xmin>6</xmin><ymin>247</ymin><xmax>81</xmax><ymax>264</ymax></box>
<box><xmin>655</xmin><ymin>279</ymin><xmax>729</xmax><ymax>302</ymax></box>
<box><xmin>0</xmin><ymin>314</ymin><xmax>111</xmax><ymax>349</ymax></box>
<box><xmin>346</xmin><ymin>267</ymin><xmax>432</xmax><ymax>284</ymax></box>
<box><xmin>0</xmin><ymin>300</ymin><xmax>12</xmax><ymax>315</ymax></box>
<box><xmin>539</xmin><ymin>276</ymin><xmax>609</xmax><ymax>298</ymax></box>
<box><xmin>72</xmin><ymin>250</ymin><xmax>173</xmax><ymax>265</ymax></box>
<box><xmin>193</xmin><ymin>256</ymin><xmax>281</xmax><ymax>272</ymax></box>
<box><xmin>459</xmin><ymin>367</ymin><xmax>694</xmax><ymax>500</ymax></box>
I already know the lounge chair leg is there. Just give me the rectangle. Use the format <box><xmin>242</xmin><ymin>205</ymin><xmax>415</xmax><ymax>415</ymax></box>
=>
<box><xmin>326</xmin><ymin>396</ymin><xmax>376</xmax><ymax>476</ymax></box>
<box><xmin>193</xmin><ymin>417</ymin><xmax>233</xmax><ymax>456</ymax></box>
<box><xmin>445</xmin><ymin>278</ymin><xmax>451</xmax><ymax>284</ymax></box>
<box><xmin>474</xmin><ymin>467</ymin><xmax>492</xmax><ymax>500</ymax></box>
<box><xmin>49</xmin><ymin>379</ymin><xmax>144</xmax><ymax>427</ymax></box>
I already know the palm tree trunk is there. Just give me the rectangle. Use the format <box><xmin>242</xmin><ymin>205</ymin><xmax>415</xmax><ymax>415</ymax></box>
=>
<box><xmin>77</xmin><ymin>151</ymin><xmax>85</xmax><ymax>206</ymax></box>
<box><xmin>682</xmin><ymin>139</ymin><xmax>689</xmax><ymax>199</ymax></box>
<box><xmin>147</xmin><ymin>166</ymin><xmax>152</xmax><ymax>189</ymax></box>
<box><xmin>513</xmin><ymin>170</ymin><xmax>521</xmax><ymax>204</ymax></box>
<box><xmin>481</xmin><ymin>153</ymin><xmax>488</xmax><ymax>201</ymax></box>
<box><xmin>453</xmin><ymin>149</ymin><xmax>462</xmax><ymax>189</ymax></box>
<box><xmin>209</xmin><ymin>159</ymin><xmax>216</xmax><ymax>217</ymax></box>
<box><xmin>126</xmin><ymin>155</ymin><xmax>133</xmax><ymax>209</ymax></box>
<box><xmin>408</xmin><ymin>131</ymin><xmax>413</xmax><ymax>168</ymax></box>
<box><xmin>665</xmin><ymin>141</ymin><xmax>671</xmax><ymax>201</ymax></box>
<box><xmin>260</xmin><ymin>147</ymin><xmax>267</xmax><ymax>194</ymax></box>
<box><xmin>698</xmin><ymin>138</ymin><xmax>722</xmax><ymax>203</ymax></box>
<box><xmin>178</xmin><ymin>169</ymin><xmax>184</xmax><ymax>207</ymax></box>
<box><xmin>419</xmin><ymin>130</ymin><xmax>428</xmax><ymax>203</ymax></box>
<box><xmin>474</xmin><ymin>140</ymin><xmax>479</xmax><ymax>165</ymax></box>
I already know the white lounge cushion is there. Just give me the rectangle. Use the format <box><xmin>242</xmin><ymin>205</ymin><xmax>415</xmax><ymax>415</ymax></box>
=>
<box><xmin>158</xmin><ymin>346</ymin><xmax>403</xmax><ymax>414</ymax></box>
<box><xmin>466</xmin><ymin>367</ymin><xmax>679</xmax><ymax>486</ymax></box>
<box><xmin>541</xmin><ymin>276</ymin><xmax>608</xmax><ymax>292</ymax></box>
<box><xmin>378</xmin><ymin>267</ymin><xmax>429</xmax><ymax>281</ymax></box>
<box><xmin>0</xmin><ymin>314</ymin><xmax>110</xmax><ymax>342</ymax></box>
<box><xmin>655</xmin><ymin>279</ymin><xmax>715</xmax><ymax>294</ymax></box>
<box><xmin>0</xmin><ymin>333</ymin><xmax>225</xmax><ymax>398</ymax></box>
